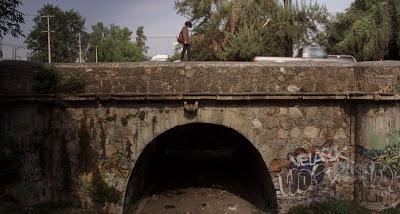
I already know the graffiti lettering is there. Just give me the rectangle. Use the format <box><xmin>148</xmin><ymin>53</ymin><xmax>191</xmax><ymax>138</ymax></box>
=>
<box><xmin>272</xmin><ymin>142</ymin><xmax>354</xmax><ymax>198</ymax></box>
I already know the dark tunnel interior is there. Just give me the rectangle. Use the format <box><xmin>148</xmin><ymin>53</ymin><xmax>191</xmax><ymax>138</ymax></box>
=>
<box><xmin>123</xmin><ymin>123</ymin><xmax>277</xmax><ymax>213</ymax></box>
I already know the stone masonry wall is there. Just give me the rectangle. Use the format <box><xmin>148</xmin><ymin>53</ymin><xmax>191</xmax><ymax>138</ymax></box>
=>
<box><xmin>1</xmin><ymin>61</ymin><xmax>400</xmax><ymax>213</ymax></box>
<box><xmin>355</xmin><ymin>103</ymin><xmax>400</xmax><ymax>210</ymax></box>
<box><xmin>0</xmin><ymin>102</ymin><xmax>353</xmax><ymax>213</ymax></box>
<box><xmin>1</xmin><ymin>61</ymin><xmax>400</xmax><ymax>95</ymax></box>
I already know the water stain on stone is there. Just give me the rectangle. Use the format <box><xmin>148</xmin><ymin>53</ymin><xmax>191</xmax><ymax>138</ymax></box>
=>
<box><xmin>164</xmin><ymin>205</ymin><xmax>176</xmax><ymax>209</ymax></box>
<box><xmin>138</xmin><ymin>111</ymin><xmax>146</xmax><ymax>121</ymax></box>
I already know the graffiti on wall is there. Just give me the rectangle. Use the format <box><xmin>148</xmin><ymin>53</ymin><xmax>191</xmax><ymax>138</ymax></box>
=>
<box><xmin>356</xmin><ymin>142</ymin><xmax>400</xmax><ymax>208</ymax></box>
<box><xmin>270</xmin><ymin>140</ymin><xmax>354</xmax><ymax>198</ymax></box>
<box><xmin>270</xmin><ymin>136</ymin><xmax>400</xmax><ymax>207</ymax></box>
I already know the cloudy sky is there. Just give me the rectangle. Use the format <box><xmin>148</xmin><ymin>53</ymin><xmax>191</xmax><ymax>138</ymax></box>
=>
<box><xmin>2</xmin><ymin>0</ymin><xmax>353</xmax><ymax>59</ymax></box>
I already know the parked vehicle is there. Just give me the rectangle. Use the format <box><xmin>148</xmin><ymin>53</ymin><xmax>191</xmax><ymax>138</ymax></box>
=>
<box><xmin>254</xmin><ymin>46</ymin><xmax>356</xmax><ymax>62</ymax></box>
<box><xmin>327</xmin><ymin>55</ymin><xmax>357</xmax><ymax>62</ymax></box>
<box><xmin>151</xmin><ymin>54</ymin><xmax>169</xmax><ymax>62</ymax></box>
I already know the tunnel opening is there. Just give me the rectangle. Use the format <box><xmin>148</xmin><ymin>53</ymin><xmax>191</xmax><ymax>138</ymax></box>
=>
<box><xmin>123</xmin><ymin>123</ymin><xmax>277</xmax><ymax>214</ymax></box>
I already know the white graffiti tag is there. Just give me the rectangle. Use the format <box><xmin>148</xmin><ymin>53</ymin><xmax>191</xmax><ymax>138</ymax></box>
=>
<box><xmin>276</xmin><ymin>145</ymin><xmax>354</xmax><ymax>197</ymax></box>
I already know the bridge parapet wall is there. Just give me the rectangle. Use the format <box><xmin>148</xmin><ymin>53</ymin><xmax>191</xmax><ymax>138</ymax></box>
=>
<box><xmin>1</xmin><ymin>61</ymin><xmax>400</xmax><ymax>97</ymax></box>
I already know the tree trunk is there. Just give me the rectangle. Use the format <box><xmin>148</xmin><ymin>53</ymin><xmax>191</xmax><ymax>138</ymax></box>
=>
<box><xmin>387</xmin><ymin>0</ymin><xmax>399</xmax><ymax>60</ymax></box>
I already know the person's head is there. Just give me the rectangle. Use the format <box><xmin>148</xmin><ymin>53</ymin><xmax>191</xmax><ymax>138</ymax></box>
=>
<box><xmin>185</xmin><ymin>21</ymin><xmax>192</xmax><ymax>28</ymax></box>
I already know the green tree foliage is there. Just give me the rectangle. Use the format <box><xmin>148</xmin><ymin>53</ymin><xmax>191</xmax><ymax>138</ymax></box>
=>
<box><xmin>221</xmin><ymin>21</ymin><xmax>269</xmax><ymax>60</ymax></box>
<box><xmin>322</xmin><ymin>0</ymin><xmax>400</xmax><ymax>61</ymax></box>
<box><xmin>136</xmin><ymin>26</ymin><xmax>148</xmax><ymax>54</ymax></box>
<box><xmin>87</xmin><ymin>22</ymin><xmax>146</xmax><ymax>62</ymax></box>
<box><xmin>26</xmin><ymin>4</ymin><xmax>88</xmax><ymax>63</ymax></box>
<box><xmin>175</xmin><ymin>0</ymin><xmax>329</xmax><ymax>61</ymax></box>
<box><xmin>0</xmin><ymin>0</ymin><xmax>24</xmax><ymax>38</ymax></box>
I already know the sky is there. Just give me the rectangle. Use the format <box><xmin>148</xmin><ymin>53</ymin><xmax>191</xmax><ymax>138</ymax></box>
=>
<box><xmin>1</xmin><ymin>0</ymin><xmax>353</xmax><ymax>60</ymax></box>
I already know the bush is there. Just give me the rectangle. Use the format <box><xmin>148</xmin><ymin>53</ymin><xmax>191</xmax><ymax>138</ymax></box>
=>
<box><xmin>32</xmin><ymin>64</ymin><xmax>85</xmax><ymax>94</ymax></box>
<box><xmin>382</xmin><ymin>206</ymin><xmax>400</xmax><ymax>214</ymax></box>
<box><xmin>288</xmin><ymin>200</ymin><xmax>371</xmax><ymax>214</ymax></box>
<box><xmin>89</xmin><ymin>170</ymin><xmax>121</xmax><ymax>206</ymax></box>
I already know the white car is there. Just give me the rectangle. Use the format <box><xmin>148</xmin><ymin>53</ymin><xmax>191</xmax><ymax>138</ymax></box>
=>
<box><xmin>151</xmin><ymin>55</ymin><xmax>169</xmax><ymax>62</ymax></box>
<box><xmin>254</xmin><ymin>46</ymin><xmax>356</xmax><ymax>62</ymax></box>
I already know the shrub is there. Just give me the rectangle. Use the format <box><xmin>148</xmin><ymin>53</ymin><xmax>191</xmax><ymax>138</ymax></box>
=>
<box><xmin>288</xmin><ymin>200</ymin><xmax>371</xmax><ymax>214</ymax></box>
<box><xmin>32</xmin><ymin>64</ymin><xmax>85</xmax><ymax>94</ymax></box>
<box><xmin>89</xmin><ymin>170</ymin><xmax>121</xmax><ymax>206</ymax></box>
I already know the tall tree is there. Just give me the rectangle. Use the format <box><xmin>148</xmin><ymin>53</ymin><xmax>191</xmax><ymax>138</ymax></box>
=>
<box><xmin>0</xmin><ymin>0</ymin><xmax>24</xmax><ymax>38</ymax></box>
<box><xmin>175</xmin><ymin>0</ymin><xmax>329</xmax><ymax>61</ymax></box>
<box><xmin>388</xmin><ymin>0</ymin><xmax>399</xmax><ymax>59</ymax></box>
<box><xmin>322</xmin><ymin>0</ymin><xmax>400</xmax><ymax>61</ymax></box>
<box><xmin>87</xmin><ymin>22</ymin><xmax>146</xmax><ymax>62</ymax></box>
<box><xmin>135</xmin><ymin>26</ymin><xmax>148</xmax><ymax>54</ymax></box>
<box><xmin>26</xmin><ymin>4</ymin><xmax>88</xmax><ymax>63</ymax></box>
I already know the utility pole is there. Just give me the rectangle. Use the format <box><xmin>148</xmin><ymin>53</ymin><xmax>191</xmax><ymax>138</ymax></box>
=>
<box><xmin>78</xmin><ymin>33</ymin><xmax>82</xmax><ymax>63</ymax></box>
<box><xmin>93</xmin><ymin>46</ymin><xmax>99</xmax><ymax>63</ymax></box>
<box><xmin>0</xmin><ymin>38</ymin><xmax>3</xmax><ymax>60</ymax></box>
<box><xmin>41</xmin><ymin>15</ymin><xmax>55</xmax><ymax>63</ymax></box>
<box><xmin>13</xmin><ymin>47</ymin><xmax>17</xmax><ymax>60</ymax></box>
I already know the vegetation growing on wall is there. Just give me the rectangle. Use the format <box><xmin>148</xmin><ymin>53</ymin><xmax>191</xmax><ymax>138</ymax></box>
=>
<box><xmin>0</xmin><ymin>136</ymin><xmax>22</xmax><ymax>191</ymax></box>
<box><xmin>89</xmin><ymin>169</ymin><xmax>121</xmax><ymax>206</ymax></box>
<box><xmin>288</xmin><ymin>200</ymin><xmax>400</xmax><ymax>214</ymax></box>
<box><xmin>32</xmin><ymin>64</ymin><xmax>85</xmax><ymax>94</ymax></box>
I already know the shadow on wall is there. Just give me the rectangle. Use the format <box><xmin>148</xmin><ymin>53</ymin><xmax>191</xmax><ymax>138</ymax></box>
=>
<box><xmin>123</xmin><ymin>123</ymin><xmax>277</xmax><ymax>213</ymax></box>
<box><xmin>0</xmin><ymin>103</ymin><xmax>123</xmax><ymax>213</ymax></box>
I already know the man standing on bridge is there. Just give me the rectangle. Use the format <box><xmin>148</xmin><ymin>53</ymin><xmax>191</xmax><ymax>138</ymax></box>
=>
<box><xmin>180</xmin><ymin>21</ymin><xmax>192</xmax><ymax>61</ymax></box>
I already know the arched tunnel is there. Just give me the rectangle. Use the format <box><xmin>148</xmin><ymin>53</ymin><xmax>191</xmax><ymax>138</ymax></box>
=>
<box><xmin>123</xmin><ymin>123</ymin><xmax>277</xmax><ymax>214</ymax></box>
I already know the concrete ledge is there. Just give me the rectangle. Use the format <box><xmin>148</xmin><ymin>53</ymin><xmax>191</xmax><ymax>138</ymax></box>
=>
<box><xmin>1</xmin><ymin>92</ymin><xmax>400</xmax><ymax>102</ymax></box>
<box><xmin>1</xmin><ymin>61</ymin><xmax>400</xmax><ymax>96</ymax></box>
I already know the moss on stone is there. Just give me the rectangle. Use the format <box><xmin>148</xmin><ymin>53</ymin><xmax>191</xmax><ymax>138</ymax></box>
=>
<box><xmin>89</xmin><ymin>169</ymin><xmax>121</xmax><ymax>206</ymax></box>
<box><xmin>138</xmin><ymin>111</ymin><xmax>146</xmax><ymax>121</ymax></box>
<box><xmin>78</xmin><ymin>119</ymin><xmax>95</xmax><ymax>173</ymax></box>
<box><xmin>32</xmin><ymin>63</ymin><xmax>85</xmax><ymax>94</ymax></box>
<box><xmin>287</xmin><ymin>200</ymin><xmax>400</xmax><ymax>214</ymax></box>
<box><xmin>121</xmin><ymin>114</ymin><xmax>136</xmax><ymax>127</ymax></box>
<box><xmin>105</xmin><ymin>114</ymin><xmax>117</xmax><ymax>122</ymax></box>
<box><xmin>288</xmin><ymin>200</ymin><xmax>370</xmax><ymax>214</ymax></box>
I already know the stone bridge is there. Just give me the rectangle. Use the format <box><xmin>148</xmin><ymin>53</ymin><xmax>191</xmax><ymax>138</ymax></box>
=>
<box><xmin>1</xmin><ymin>61</ymin><xmax>400</xmax><ymax>213</ymax></box>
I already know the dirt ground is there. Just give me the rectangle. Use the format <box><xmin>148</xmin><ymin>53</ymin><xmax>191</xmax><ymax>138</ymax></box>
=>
<box><xmin>135</xmin><ymin>187</ymin><xmax>267</xmax><ymax>214</ymax></box>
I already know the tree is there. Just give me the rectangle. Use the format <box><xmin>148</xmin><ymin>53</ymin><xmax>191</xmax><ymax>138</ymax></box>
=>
<box><xmin>387</xmin><ymin>0</ymin><xmax>399</xmax><ymax>59</ymax></box>
<box><xmin>136</xmin><ymin>26</ymin><xmax>148</xmax><ymax>54</ymax></box>
<box><xmin>174</xmin><ymin>0</ymin><xmax>329</xmax><ymax>61</ymax></box>
<box><xmin>26</xmin><ymin>4</ymin><xmax>88</xmax><ymax>63</ymax></box>
<box><xmin>322</xmin><ymin>0</ymin><xmax>400</xmax><ymax>61</ymax></box>
<box><xmin>175</xmin><ymin>0</ymin><xmax>278</xmax><ymax>60</ymax></box>
<box><xmin>87</xmin><ymin>22</ymin><xmax>146</xmax><ymax>62</ymax></box>
<box><xmin>276</xmin><ymin>1</ymin><xmax>329</xmax><ymax>55</ymax></box>
<box><xmin>0</xmin><ymin>0</ymin><xmax>24</xmax><ymax>38</ymax></box>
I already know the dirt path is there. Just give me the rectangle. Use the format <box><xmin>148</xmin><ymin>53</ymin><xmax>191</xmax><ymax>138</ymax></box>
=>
<box><xmin>135</xmin><ymin>188</ymin><xmax>267</xmax><ymax>214</ymax></box>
